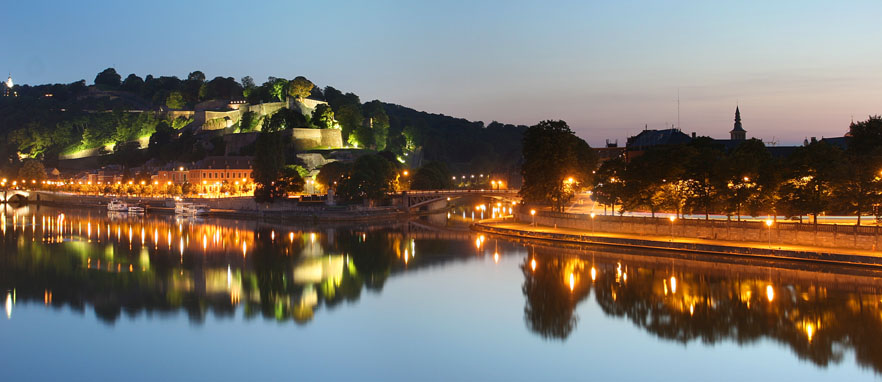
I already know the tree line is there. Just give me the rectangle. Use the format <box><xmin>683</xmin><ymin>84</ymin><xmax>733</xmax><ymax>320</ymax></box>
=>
<box><xmin>589</xmin><ymin>116</ymin><xmax>882</xmax><ymax>224</ymax></box>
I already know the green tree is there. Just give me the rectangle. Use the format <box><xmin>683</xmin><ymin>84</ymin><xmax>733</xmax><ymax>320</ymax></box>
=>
<box><xmin>336</xmin><ymin>154</ymin><xmax>397</xmax><ymax>204</ymax></box>
<box><xmin>252</xmin><ymin>112</ymin><xmax>287</xmax><ymax>202</ymax></box>
<box><xmin>165</xmin><ymin>91</ymin><xmax>186</xmax><ymax>109</ymax></box>
<box><xmin>311</xmin><ymin>104</ymin><xmax>335</xmax><ymax>129</ymax></box>
<box><xmin>278</xmin><ymin>165</ymin><xmax>306</xmax><ymax>194</ymax></box>
<box><xmin>410</xmin><ymin>161</ymin><xmax>453</xmax><ymax>190</ymax></box>
<box><xmin>239</xmin><ymin>111</ymin><xmax>259</xmax><ymax>132</ymax></box>
<box><xmin>838</xmin><ymin>116</ymin><xmax>882</xmax><ymax>224</ymax></box>
<box><xmin>18</xmin><ymin>159</ymin><xmax>47</xmax><ymax>186</ymax></box>
<box><xmin>241</xmin><ymin>76</ymin><xmax>256</xmax><ymax>101</ymax></box>
<box><xmin>316</xmin><ymin>161</ymin><xmax>351</xmax><ymax>191</ymax></box>
<box><xmin>682</xmin><ymin>137</ymin><xmax>726</xmax><ymax>219</ymax></box>
<box><xmin>720</xmin><ymin>139</ymin><xmax>776</xmax><ymax>220</ymax></box>
<box><xmin>269</xmin><ymin>77</ymin><xmax>288</xmax><ymax>102</ymax></box>
<box><xmin>336</xmin><ymin>104</ymin><xmax>363</xmax><ymax>145</ymax></box>
<box><xmin>287</xmin><ymin>76</ymin><xmax>314</xmax><ymax>101</ymax></box>
<box><xmin>187</xmin><ymin>71</ymin><xmax>206</xmax><ymax>82</ymax></box>
<box><xmin>621</xmin><ymin>148</ymin><xmax>675</xmax><ymax>217</ymax></box>
<box><xmin>778</xmin><ymin>141</ymin><xmax>843</xmax><ymax>224</ymax></box>
<box><xmin>364</xmin><ymin>100</ymin><xmax>390</xmax><ymax>150</ymax></box>
<box><xmin>121</xmin><ymin>74</ymin><xmax>144</xmax><ymax>93</ymax></box>
<box><xmin>592</xmin><ymin>157</ymin><xmax>626</xmax><ymax>214</ymax></box>
<box><xmin>94</xmin><ymin>68</ymin><xmax>121</xmax><ymax>89</ymax></box>
<box><xmin>520</xmin><ymin>120</ymin><xmax>597</xmax><ymax>212</ymax></box>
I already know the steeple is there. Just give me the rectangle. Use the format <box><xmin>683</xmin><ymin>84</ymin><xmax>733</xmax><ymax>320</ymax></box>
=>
<box><xmin>730</xmin><ymin>106</ymin><xmax>745</xmax><ymax>140</ymax></box>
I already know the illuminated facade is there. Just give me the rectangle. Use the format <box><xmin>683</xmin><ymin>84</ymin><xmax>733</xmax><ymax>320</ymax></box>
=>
<box><xmin>154</xmin><ymin>156</ymin><xmax>253</xmax><ymax>185</ymax></box>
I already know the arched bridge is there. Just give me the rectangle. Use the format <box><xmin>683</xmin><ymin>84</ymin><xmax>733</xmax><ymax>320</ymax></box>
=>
<box><xmin>397</xmin><ymin>189</ymin><xmax>520</xmax><ymax>211</ymax></box>
<box><xmin>1</xmin><ymin>190</ymin><xmax>32</xmax><ymax>203</ymax></box>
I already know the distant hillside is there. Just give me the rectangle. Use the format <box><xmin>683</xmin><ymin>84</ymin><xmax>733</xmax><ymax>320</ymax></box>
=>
<box><xmin>0</xmin><ymin>68</ymin><xmax>526</xmax><ymax>175</ymax></box>
<box><xmin>382</xmin><ymin>103</ymin><xmax>526</xmax><ymax>173</ymax></box>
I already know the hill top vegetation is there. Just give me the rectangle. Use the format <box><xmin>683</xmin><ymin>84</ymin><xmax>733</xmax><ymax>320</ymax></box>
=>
<box><xmin>0</xmin><ymin>68</ymin><xmax>526</xmax><ymax>177</ymax></box>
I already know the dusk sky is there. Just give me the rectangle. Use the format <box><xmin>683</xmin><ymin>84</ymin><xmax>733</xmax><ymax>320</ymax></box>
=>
<box><xmin>3</xmin><ymin>0</ymin><xmax>881</xmax><ymax>146</ymax></box>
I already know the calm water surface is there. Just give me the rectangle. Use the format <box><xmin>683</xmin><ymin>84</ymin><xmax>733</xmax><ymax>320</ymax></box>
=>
<box><xmin>2</xmin><ymin>205</ymin><xmax>882</xmax><ymax>381</ymax></box>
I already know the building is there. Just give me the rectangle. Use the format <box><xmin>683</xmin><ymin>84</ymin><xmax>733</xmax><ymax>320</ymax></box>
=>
<box><xmin>594</xmin><ymin>140</ymin><xmax>626</xmax><ymax>163</ymax></box>
<box><xmin>729</xmin><ymin>106</ymin><xmax>746</xmax><ymax>140</ymax></box>
<box><xmin>154</xmin><ymin>156</ymin><xmax>254</xmax><ymax>185</ymax></box>
<box><xmin>625</xmin><ymin>126</ymin><xmax>692</xmax><ymax>160</ymax></box>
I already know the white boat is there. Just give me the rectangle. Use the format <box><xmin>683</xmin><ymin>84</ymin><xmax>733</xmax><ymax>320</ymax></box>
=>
<box><xmin>175</xmin><ymin>202</ymin><xmax>210</xmax><ymax>216</ymax></box>
<box><xmin>174</xmin><ymin>202</ymin><xmax>192</xmax><ymax>215</ymax></box>
<box><xmin>193</xmin><ymin>204</ymin><xmax>211</xmax><ymax>215</ymax></box>
<box><xmin>107</xmin><ymin>200</ymin><xmax>128</xmax><ymax>211</ymax></box>
<box><xmin>128</xmin><ymin>206</ymin><xmax>145</xmax><ymax>214</ymax></box>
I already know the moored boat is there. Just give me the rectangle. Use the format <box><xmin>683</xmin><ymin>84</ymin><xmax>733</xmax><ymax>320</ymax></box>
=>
<box><xmin>107</xmin><ymin>199</ymin><xmax>128</xmax><ymax>211</ymax></box>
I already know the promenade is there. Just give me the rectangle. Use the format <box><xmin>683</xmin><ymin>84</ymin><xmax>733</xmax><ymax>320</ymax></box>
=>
<box><xmin>474</xmin><ymin>220</ymin><xmax>882</xmax><ymax>267</ymax></box>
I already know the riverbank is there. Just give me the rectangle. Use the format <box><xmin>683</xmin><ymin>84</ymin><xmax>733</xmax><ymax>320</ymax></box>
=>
<box><xmin>472</xmin><ymin>220</ymin><xmax>882</xmax><ymax>267</ymax></box>
<box><xmin>28</xmin><ymin>191</ymin><xmax>411</xmax><ymax>222</ymax></box>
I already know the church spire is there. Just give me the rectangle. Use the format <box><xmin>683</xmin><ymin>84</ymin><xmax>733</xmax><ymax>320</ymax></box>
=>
<box><xmin>730</xmin><ymin>106</ymin><xmax>745</xmax><ymax>140</ymax></box>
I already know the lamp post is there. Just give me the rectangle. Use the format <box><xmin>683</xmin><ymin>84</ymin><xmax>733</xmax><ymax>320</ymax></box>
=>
<box><xmin>765</xmin><ymin>219</ymin><xmax>773</xmax><ymax>248</ymax></box>
<box><xmin>669</xmin><ymin>215</ymin><xmax>676</xmax><ymax>241</ymax></box>
<box><xmin>590</xmin><ymin>212</ymin><xmax>596</xmax><ymax>233</ymax></box>
<box><xmin>530</xmin><ymin>209</ymin><xmax>536</xmax><ymax>226</ymax></box>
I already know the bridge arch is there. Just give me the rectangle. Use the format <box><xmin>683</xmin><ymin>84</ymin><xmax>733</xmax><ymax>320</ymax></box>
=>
<box><xmin>1</xmin><ymin>190</ymin><xmax>31</xmax><ymax>203</ymax></box>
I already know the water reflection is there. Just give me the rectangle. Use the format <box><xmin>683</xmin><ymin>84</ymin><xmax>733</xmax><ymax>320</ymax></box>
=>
<box><xmin>0</xmin><ymin>205</ymin><xmax>482</xmax><ymax>325</ymax></box>
<box><xmin>4</xmin><ymin>205</ymin><xmax>882</xmax><ymax>374</ymax></box>
<box><xmin>522</xmin><ymin>242</ymin><xmax>882</xmax><ymax>373</ymax></box>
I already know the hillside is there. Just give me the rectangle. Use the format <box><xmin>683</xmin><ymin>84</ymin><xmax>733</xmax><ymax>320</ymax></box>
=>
<box><xmin>0</xmin><ymin>69</ymin><xmax>525</xmax><ymax>175</ymax></box>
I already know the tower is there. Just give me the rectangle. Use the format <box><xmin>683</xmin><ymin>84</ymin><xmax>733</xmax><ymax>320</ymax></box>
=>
<box><xmin>730</xmin><ymin>106</ymin><xmax>745</xmax><ymax>140</ymax></box>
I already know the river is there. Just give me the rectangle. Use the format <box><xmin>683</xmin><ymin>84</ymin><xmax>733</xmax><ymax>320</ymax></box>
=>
<box><xmin>2</xmin><ymin>205</ymin><xmax>882</xmax><ymax>381</ymax></box>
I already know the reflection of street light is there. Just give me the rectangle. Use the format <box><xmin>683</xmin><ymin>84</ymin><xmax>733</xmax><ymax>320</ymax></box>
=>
<box><xmin>765</xmin><ymin>219</ymin><xmax>774</xmax><ymax>248</ymax></box>
<box><xmin>669</xmin><ymin>215</ymin><xmax>676</xmax><ymax>241</ymax></box>
<box><xmin>530</xmin><ymin>209</ymin><xmax>537</xmax><ymax>226</ymax></box>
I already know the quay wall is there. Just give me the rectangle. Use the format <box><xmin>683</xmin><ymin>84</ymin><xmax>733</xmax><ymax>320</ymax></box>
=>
<box><xmin>521</xmin><ymin>211</ymin><xmax>882</xmax><ymax>252</ymax></box>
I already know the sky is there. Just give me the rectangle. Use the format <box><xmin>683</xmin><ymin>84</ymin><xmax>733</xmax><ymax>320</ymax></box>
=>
<box><xmin>2</xmin><ymin>0</ymin><xmax>881</xmax><ymax>146</ymax></box>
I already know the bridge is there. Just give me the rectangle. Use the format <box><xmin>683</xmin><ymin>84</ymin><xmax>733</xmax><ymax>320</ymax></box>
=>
<box><xmin>0</xmin><ymin>190</ymin><xmax>32</xmax><ymax>203</ymax></box>
<box><xmin>396</xmin><ymin>189</ymin><xmax>520</xmax><ymax>211</ymax></box>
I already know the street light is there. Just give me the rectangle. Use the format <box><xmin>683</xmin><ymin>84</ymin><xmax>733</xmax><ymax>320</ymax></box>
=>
<box><xmin>669</xmin><ymin>215</ymin><xmax>676</xmax><ymax>241</ymax></box>
<box><xmin>590</xmin><ymin>212</ymin><xmax>596</xmax><ymax>233</ymax></box>
<box><xmin>530</xmin><ymin>209</ymin><xmax>537</xmax><ymax>226</ymax></box>
<box><xmin>765</xmin><ymin>219</ymin><xmax>774</xmax><ymax>248</ymax></box>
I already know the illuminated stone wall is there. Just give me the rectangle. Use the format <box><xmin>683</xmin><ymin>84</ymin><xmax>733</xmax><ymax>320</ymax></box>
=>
<box><xmin>287</xmin><ymin>128</ymin><xmax>343</xmax><ymax>150</ymax></box>
<box><xmin>523</xmin><ymin>212</ymin><xmax>882</xmax><ymax>251</ymax></box>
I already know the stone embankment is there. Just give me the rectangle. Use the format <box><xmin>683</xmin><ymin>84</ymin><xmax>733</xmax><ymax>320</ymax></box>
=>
<box><xmin>29</xmin><ymin>191</ymin><xmax>408</xmax><ymax>222</ymax></box>
<box><xmin>526</xmin><ymin>210</ymin><xmax>882</xmax><ymax>251</ymax></box>
<box><xmin>472</xmin><ymin>212</ymin><xmax>882</xmax><ymax>267</ymax></box>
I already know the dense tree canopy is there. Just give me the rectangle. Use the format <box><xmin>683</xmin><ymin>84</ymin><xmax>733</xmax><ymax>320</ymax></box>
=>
<box><xmin>410</xmin><ymin>161</ymin><xmax>453</xmax><ymax>190</ymax></box>
<box><xmin>520</xmin><ymin>120</ymin><xmax>597</xmax><ymax>212</ymax></box>
<box><xmin>288</xmin><ymin>76</ymin><xmax>314</xmax><ymax>100</ymax></box>
<box><xmin>336</xmin><ymin>154</ymin><xmax>398</xmax><ymax>204</ymax></box>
